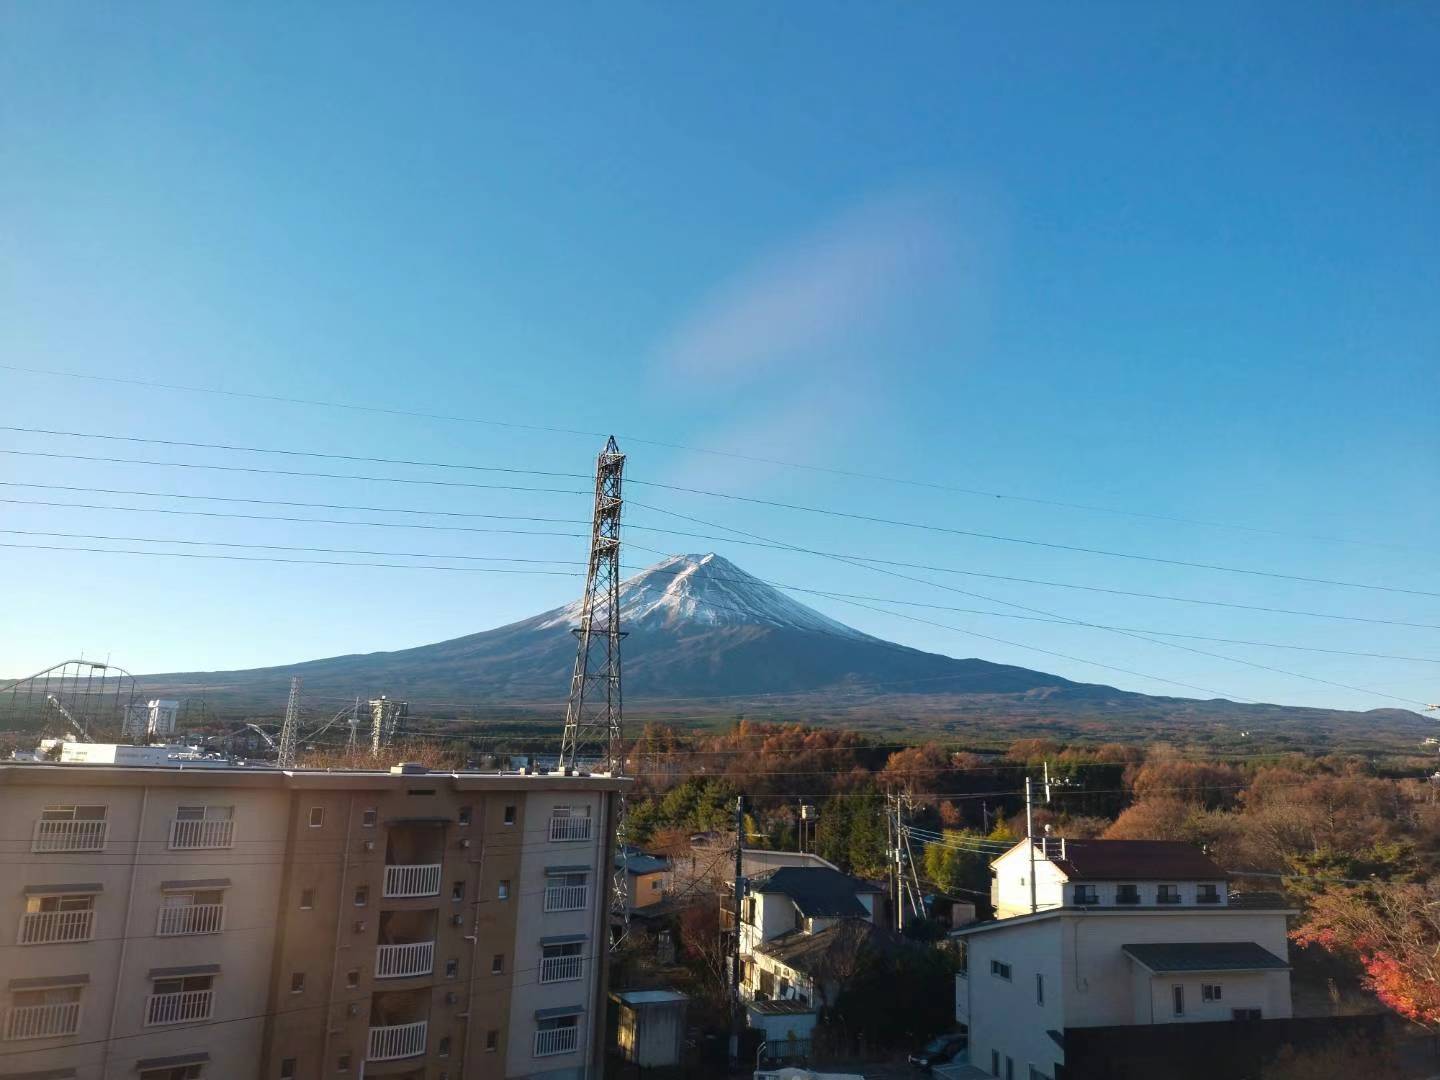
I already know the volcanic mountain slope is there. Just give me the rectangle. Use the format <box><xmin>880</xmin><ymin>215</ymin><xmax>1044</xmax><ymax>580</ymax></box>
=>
<box><xmin>135</xmin><ymin>553</ymin><xmax>1433</xmax><ymax>749</ymax></box>
<box><xmin>138</xmin><ymin>553</ymin><xmax>1095</xmax><ymax>706</ymax></box>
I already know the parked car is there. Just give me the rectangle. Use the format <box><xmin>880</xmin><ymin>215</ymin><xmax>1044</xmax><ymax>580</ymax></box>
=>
<box><xmin>908</xmin><ymin>1032</ymin><xmax>967</xmax><ymax>1069</ymax></box>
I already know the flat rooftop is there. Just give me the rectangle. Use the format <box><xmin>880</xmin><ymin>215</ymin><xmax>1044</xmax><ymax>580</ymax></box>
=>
<box><xmin>0</xmin><ymin>761</ymin><xmax>630</xmax><ymax>792</ymax></box>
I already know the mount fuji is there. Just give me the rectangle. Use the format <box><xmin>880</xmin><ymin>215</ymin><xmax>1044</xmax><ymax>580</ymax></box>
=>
<box><xmin>139</xmin><ymin>553</ymin><xmax>1085</xmax><ymax>707</ymax></box>
<box><xmin>135</xmin><ymin>553</ymin><xmax>1430</xmax><ymax>745</ymax></box>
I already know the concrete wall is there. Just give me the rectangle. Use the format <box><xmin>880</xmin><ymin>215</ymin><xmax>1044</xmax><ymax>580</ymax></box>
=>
<box><xmin>504</xmin><ymin>789</ymin><xmax>610</xmax><ymax>1080</ymax></box>
<box><xmin>1058</xmin><ymin>911</ymin><xmax>1292</xmax><ymax>1028</ymax></box>
<box><xmin>962</xmin><ymin>915</ymin><xmax>1065</xmax><ymax>1080</ymax></box>
<box><xmin>1134</xmin><ymin>971</ymin><xmax>1284</xmax><ymax>1026</ymax></box>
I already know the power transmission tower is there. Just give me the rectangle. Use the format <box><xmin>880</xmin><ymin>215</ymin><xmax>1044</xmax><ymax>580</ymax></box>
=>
<box><xmin>559</xmin><ymin>435</ymin><xmax>626</xmax><ymax>772</ymax></box>
<box><xmin>277</xmin><ymin>676</ymin><xmax>301</xmax><ymax>768</ymax></box>
<box><xmin>557</xmin><ymin>436</ymin><xmax>628</xmax><ymax>946</ymax></box>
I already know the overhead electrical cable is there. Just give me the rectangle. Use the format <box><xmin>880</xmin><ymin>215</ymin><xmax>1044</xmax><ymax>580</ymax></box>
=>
<box><xmin>0</xmin><ymin>371</ymin><xmax>1416</xmax><ymax>552</ymax></box>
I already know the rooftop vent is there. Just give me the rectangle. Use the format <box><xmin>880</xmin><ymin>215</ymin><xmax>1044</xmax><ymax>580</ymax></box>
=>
<box><xmin>390</xmin><ymin>762</ymin><xmax>429</xmax><ymax>776</ymax></box>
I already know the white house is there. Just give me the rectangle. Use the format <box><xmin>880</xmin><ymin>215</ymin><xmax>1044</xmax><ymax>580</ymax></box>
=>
<box><xmin>958</xmin><ymin>839</ymin><xmax>1294</xmax><ymax>1080</ymax></box>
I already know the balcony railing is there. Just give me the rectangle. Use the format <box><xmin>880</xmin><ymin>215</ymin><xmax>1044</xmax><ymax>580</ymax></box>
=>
<box><xmin>543</xmin><ymin>884</ymin><xmax>588</xmax><ymax>912</ymax></box>
<box><xmin>383</xmin><ymin>864</ymin><xmax>442</xmax><ymax>899</ymax></box>
<box><xmin>1157</xmin><ymin>893</ymin><xmax>1182</xmax><ymax>905</ymax></box>
<box><xmin>375</xmin><ymin>941</ymin><xmax>435</xmax><ymax>979</ymax></box>
<box><xmin>157</xmin><ymin>904</ymin><xmax>225</xmax><ymax>937</ymax></box>
<box><xmin>18</xmin><ymin>908</ymin><xmax>94</xmax><ymax>945</ymax></box>
<box><xmin>3</xmin><ymin>1001</ymin><xmax>81</xmax><ymax>1040</ymax></box>
<box><xmin>539</xmin><ymin>954</ymin><xmax>583</xmax><ymax>983</ymax></box>
<box><xmin>1197</xmin><ymin>891</ymin><xmax>1222</xmax><ymax>904</ymax></box>
<box><xmin>168</xmin><ymin>819</ymin><xmax>234</xmax><ymax>850</ymax></box>
<box><xmin>548</xmin><ymin>816</ymin><xmax>592</xmax><ymax>842</ymax></box>
<box><xmin>31</xmin><ymin>820</ymin><xmax>107</xmax><ymax>853</ymax></box>
<box><xmin>145</xmin><ymin>989</ymin><xmax>213</xmax><ymax>1026</ymax></box>
<box><xmin>534</xmin><ymin>1024</ymin><xmax>580</xmax><ymax>1057</ymax></box>
<box><xmin>368</xmin><ymin>1019</ymin><xmax>427</xmax><ymax>1061</ymax></box>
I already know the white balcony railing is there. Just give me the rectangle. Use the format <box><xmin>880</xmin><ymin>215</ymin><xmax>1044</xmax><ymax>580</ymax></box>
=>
<box><xmin>548</xmin><ymin>816</ymin><xmax>592</xmax><ymax>842</ymax></box>
<box><xmin>534</xmin><ymin>1024</ymin><xmax>580</xmax><ymax>1057</ymax></box>
<box><xmin>156</xmin><ymin>904</ymin><xmax>225</xmax><ymax>937</ymax></box>
<box><xmin>375</xmin><ymin>941</ymin><xmax>435</xmax><ymax>979</ymax></box>
<box><xmin>145</xmin><ymin>989</ymin><xmax>213</xmax><ymax>1026</ymax></box>
<box><xmin>3</xmin><ymin>1001</ymin><xmax>81</xmax><ymax>1040</ymax></box>
<box><xmin>168</xmin><ymin>819</ymin><xmax>234</xmax><ymax>850</ymax></box>
<box><xmin>543</xmin><ymin>884</ymin><xmax>588</xmax><ymax>912</ymax></box>
<box><xmin>539</xmin><ymin>954</ymin><xmax>583</xmax><ymax>983</ymax></box>
<box><xmin>31</xmin><ymin>820</ymin><xmax>108</xmax><ymax>853</ymax></box>
<box><xmin>383</xmin><ymin>863</ymin><xmax>442</xmax><ymax>899</ymax></box>
<box><xmin>368</xmin><ymin>1019</ymin><xmax>427</xmax><ymax>1061</ymax></box>
<box><xmin>18</xmin><ymin>909</ymin><xmax>94</xmax><ymax>945</ymax></box>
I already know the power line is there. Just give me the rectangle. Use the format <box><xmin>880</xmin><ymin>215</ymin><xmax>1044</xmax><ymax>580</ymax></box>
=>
<box><xmin>10</xmin><ymin>482</ymin><xmax>1438</xmax><ymax>630</ymax></box>
<box><xmin>1</xmin><ymin>370</ymin><xmax>1417</xmax><ymax>553</ymax></box>
<box><xmin>9</xmin><ymin>443</ymin><xmax>1438</xmax><ymax>599</ymax></box>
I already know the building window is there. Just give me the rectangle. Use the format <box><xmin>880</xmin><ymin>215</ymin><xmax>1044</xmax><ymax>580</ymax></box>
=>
<box><xmin>1036</xmin><ymin>973</ymin><xmax>1044</xmax><ymax>1005</ymax></box>
<box><xmin>20</xmin><ymin>891</ymin><xmax>97</xmax><ymax>944</ymax></box>
<box><xmin>990</xmin><ymin>960</ymin><xmax>1012</xmax><ymax>981</ymax></box>
<box><xmin>492</xmin><ymin>953</ymin><xmax>505</xmax><ymax>974</ymax></box>
<box><xmin>1073</xmin><ymin>885</ymin><xmax>1098</xmax><ymax>905</ymax></box>
<box><xmin>280</xmin><ymin>1059</ymin><xmax>296</xmax><ymax>1079</ymax></box>
<box><xmin>146</xmin><ymin>974</ymin><xmax>214</xmax><ymax>1025</ymax></box>
<box><xmin>33</xmin><ymin>804</ymin><xmax>108</xmax><ymax>852</ymax></box>
<box><xmin>170</xmin><ymin>805</ymin><xmax>234</xmax><ymax>850</ymax></box>
<box><xmin>1116</xmin><ymin>884</ymin><xmax>1140</xmax><ymax>905</ymax></box>
<box><xmin>157</xmin><ymin>888</ymin><xmax>225</xmax><ymax>937</ymax></box>
<box><xmin>354</xmin><ymin>885</ymin><xmax>368</xmax><ymax>907</ymax></box>
<box><xmin>346</xmin><ymin>969</ymin><xmax>360</xmax><ymax>989</ymax></box>
<box><xmin>1232</xmin><ymin>1008</ymin><xmax>1262</xmax><ymax>1020</ymax></box>
<box><xmin>486</xmin><ymin>1029</ymin><xmax>499</xmax><ymax>1052</ymax></box>
<box><xmin>337</xmin><ymin>1054</ymin><xmax>351</xmax><ymax>1072</ymax></box>
<box><xmin>300</xmin><ymin>888</ymin><xmax>315</xmax><ymax>910</ymax></box>
<box><xmin>308</xmin><ymin>807</ymin><xmax>325</xmax><ymax>828</ymax></box>
<box><xmin>140</xmin><ymin>1067</ymin><xmax>203</xmax><ymax>1080</ymax></box>
<box><xmin>540</xmin><ymin>941</ymin><xmax>584</xmax><ymax>983</ymax></box>
<box><xmin>535</xmin><ymin>1014</ymin><xmax>580</xmax><ymax>1057</ymax></box>
<box><xmin>452</xmin><ymin>881</ymin><xmax>465</xmax><ymax>901</ymax></box>
<box><xmin>1197</xmin><ymin>883</ymin><xmax>1220</xmax><ymax>904</ymax></box>
<box><xmin>361</xmin><ymin>808</ymin><xmax>377</xmax><ymax>828</ymax></box>
<box><xmin>438</xmin><ymin>1036</ymin><xmax>451</xmax><ymax>1057</ymax></box>
<box><xmin>498</xmin><ymin>879</ymin><xmax>510</xmax><ymax>900</ymax></box>
<box><xmin>503</xmin><ymin>805</ymin><xmax>516</xmax><ymax>825</ymax></box>
<box><xmin>1157</xmin><ymin>884</ymin><xmax>1181</xmax><ymax>904</ymax></box>
<box><xmin>1203</xmin><ymin>983</ymin><xmax>1223</xmax><ymax>1002</ymax></box>
<box><xmin>1172</xmin><ymin>985</ymin><xmax>1185</xmax><ymax>1016</ymax></box>
<box><xmin>9</xmin><ymin>984</ymin><xmax>84</xmax><ymax>1037</ymax></box>
<box><xmin>290</xmin><ymin>972</ymin><xmax>305</xmax><ymax>994</ymax></box>
<box><xmin>458</xmin><ymin>806</ymin><xmax>472</xmax><ymax>826</ymax></box>
<box><xmin>445</xmin><ymin>958</ymin><xmax>459</xmax><ymax>978</ymax></box>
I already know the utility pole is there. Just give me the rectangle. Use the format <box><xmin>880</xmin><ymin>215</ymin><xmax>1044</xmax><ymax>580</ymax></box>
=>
<box><xmin>347</xmin><ymin>696</ymin><xmax>360</xmax><ymax>752</ymax></box>
<box><xmin>277</xmin><ymin>676</ymin><xmax>301</xmax><ymax>769</ymax></box>
<box><xmin>731</xmin><ymin>794</ymin><xmax>746</xmax><ymax>1069</ymax></box>
<box><xmin>1025</xmin><ymin>776</ymin><xmax>1037</xmax><ymax>915</ymax></box>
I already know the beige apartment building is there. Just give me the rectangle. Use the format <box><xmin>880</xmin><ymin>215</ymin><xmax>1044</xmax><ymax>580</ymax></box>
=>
<box><xmin>0</xmin><ymin>760</ymin><xmax>626</xmax><ymax>1080</ymax></box>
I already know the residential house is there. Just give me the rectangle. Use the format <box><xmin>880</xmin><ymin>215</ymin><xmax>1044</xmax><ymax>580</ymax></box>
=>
<box><xmin>958</xmin><ymin>839</ymin><xmax>1294</xmax><ymax>1080</ymax></box>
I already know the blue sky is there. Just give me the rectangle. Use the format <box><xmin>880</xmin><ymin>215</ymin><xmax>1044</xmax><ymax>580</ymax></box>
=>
<box><xmin>1</xmin><ymin>3</ymin><xmax>1436</xmax><ymax>712</ymax></box>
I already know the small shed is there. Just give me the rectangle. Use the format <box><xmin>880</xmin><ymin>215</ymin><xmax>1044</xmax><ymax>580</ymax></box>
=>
<box><xmin>611</xmin><ymin>988</ymin><xmax>688</xmax><ymax>1067</ymax></box>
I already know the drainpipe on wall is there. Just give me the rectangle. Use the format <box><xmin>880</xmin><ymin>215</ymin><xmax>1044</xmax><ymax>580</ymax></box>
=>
<box><xmin>319</xmin><ymin>794</ymin><xmax>356</xmax><ymax>1076</ymax></box>
<box><xmin>99</xmin><ymin>784</ymin><xmax>148</xmax><ymax>1080</ymax></box>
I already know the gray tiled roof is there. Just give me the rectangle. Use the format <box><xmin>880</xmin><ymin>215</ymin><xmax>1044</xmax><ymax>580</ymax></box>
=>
<box><xmin>1122</xmin><ymin>941</ymin><xmax>1289</xmax><ymax>973</ymax></box>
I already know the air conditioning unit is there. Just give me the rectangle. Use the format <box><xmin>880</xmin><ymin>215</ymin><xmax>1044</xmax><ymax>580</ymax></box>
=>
<box><xmin>347</xmin><ymin>1003</ymin><xmax>359</xmax><ymax>1017</ymax></box>
<box><xmin>451</xmin><ymin>914</ymin><xmax>465</xmax><ymax>927</ymax></box>
<box><xmin>459</xmin><ymin>838</ymin><xmax>471</xmax><ymax>849</ymax></box>
<box><xmin>354</xmin><ymin>920</ymin><xmax>367</xmax><ymax>933</ymax></box>
<box><xmin>445</xmin><ymin>991</ymin><xmax>458</xmax><ymax>1005</ymax></box>
<box><xmin>362</xmin><ymin>839</ymin><xmax>375</xmax><ymax>852</ymax></box>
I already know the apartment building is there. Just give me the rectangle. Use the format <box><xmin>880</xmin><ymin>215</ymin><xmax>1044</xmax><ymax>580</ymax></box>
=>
<box><xmin>957</xmin><ymin>839</ymin><xmax>1293</xmax><ymax>1080</ymax></box>
<box><xmin>0</xmin><ymin>759</ymin><xmax>626</xmax><ymax>1080</ymax></box>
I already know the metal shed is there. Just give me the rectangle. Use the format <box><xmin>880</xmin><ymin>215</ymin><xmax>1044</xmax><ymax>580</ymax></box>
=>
<box><xmin>611</xmin><ymin>988</ymin><xmax>688</xmax><ymax>1067</ymax></box>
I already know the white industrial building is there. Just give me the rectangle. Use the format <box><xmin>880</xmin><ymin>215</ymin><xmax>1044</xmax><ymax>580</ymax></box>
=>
<box><xmin>956</xmin><ymin>839</ymin><xmax>1294</xmax><ymax>1080</ymax></box>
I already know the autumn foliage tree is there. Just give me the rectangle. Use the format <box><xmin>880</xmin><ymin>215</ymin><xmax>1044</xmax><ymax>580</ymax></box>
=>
<box><xmin>1292</xmin><ymin>880</ymin><xmax>1440</xmax><ymax>1028</ymax></box>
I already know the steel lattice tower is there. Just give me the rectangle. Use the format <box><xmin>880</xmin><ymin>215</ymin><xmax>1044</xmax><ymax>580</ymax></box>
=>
<box><xmin>277</xmin><ymin>676</ymin><xmax>301</xmax><ymax>768</ymax></box>
<box><xmin>559</xmin><ymin>436</ymin><xmax>627</xmax><ymax>773</ymax></box>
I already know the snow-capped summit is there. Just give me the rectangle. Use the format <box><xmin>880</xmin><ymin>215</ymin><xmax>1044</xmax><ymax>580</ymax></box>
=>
<box><xmin>536</xmin><ymin>553</ymin><xmax>875</xmax><ymax>639</ymax></box>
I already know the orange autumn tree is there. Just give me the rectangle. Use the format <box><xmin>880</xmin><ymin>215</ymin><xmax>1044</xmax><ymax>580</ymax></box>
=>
<box><xmin>1292</xmin><ymin>880</ymin><xmax>1440</xmax><ymax>1028</ymax></box>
